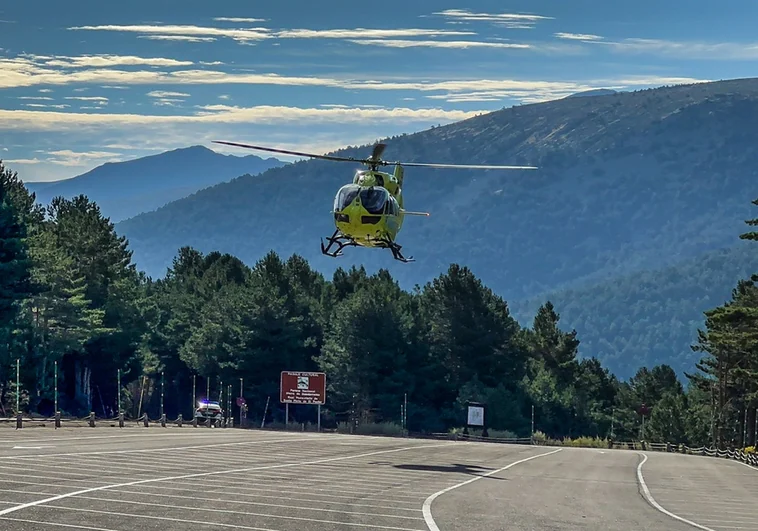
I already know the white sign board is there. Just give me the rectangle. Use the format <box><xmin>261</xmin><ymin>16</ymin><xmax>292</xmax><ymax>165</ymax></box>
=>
<box><xmin>467</xmin><ymin>405</ymin><xmax>484</xmax><ymax>426</ymax></box>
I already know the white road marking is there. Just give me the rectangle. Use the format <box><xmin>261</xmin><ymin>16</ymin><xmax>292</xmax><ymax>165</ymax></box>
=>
<box><xmin>422</xmin><ymin>448</ymin><xmax>563</xmax><ymax>531</ymax></box>
<box><xmin>0</xmin><ymin>441</ymin><xmax>451</xmax><ymax>516</ymax></box>
<box><xmin>60</xmin><ymin>495</ymin><xmax>423</xmax><ymax>529</ymax></box>
<box><xmin>636</xmin><ymin>452</ymin><xmax>716</xmax><ymax>531</ymax></box>
<box><xmin>0</xmin><ymin>516</ymin><xmax>118</xmax><ymax>531</ymax></box>
<box><xmin>735</xmin><ymin>459</ymin><xmax>758</xmax><ymax>472</ymax></box>
<box><xmin>11</xmin><ymin>445</ymin><xmax>53</xmax><ymax>449</ymax></box>
<box><xmin>30</xmin><ymin>506</ymin><xmax>280</xmax><ymax>531</ymax></box>
<box><xmin>0</xmin><ymin>431</ymin><xmax>253</xmax><ymax>444</ymax></box>
<box><xmin>136</xmin><ymin>479</ymin><xmax>423</xmax><ymax>507</ymax></box>
<box><xmin>0</xmin><ymin>436</ymin><xmax>301</xmax><ymax>460</ymax></box>
<box><xmin>75</xmin><ymin>492</ymin><xmax>424</xmax><ymax>520</ymax></box>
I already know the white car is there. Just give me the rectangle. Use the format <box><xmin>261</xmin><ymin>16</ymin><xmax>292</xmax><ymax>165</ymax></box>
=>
<box><xmin>195</xmin><ymin>400</ymin><xmax>224</xmax><ymax>426</ymax></box>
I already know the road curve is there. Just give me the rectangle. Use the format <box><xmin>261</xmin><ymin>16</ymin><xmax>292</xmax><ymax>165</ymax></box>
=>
<box><xmin>427</xmin><ymin>446</ymin><xmax>755</xmax><ymax>530</ymax></box>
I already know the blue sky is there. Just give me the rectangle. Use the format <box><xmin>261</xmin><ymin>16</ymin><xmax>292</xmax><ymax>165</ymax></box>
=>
<box><xmin>1</xmin><ymin>0</ymin><xmax>757</xmax><ymax>181</ymax></box>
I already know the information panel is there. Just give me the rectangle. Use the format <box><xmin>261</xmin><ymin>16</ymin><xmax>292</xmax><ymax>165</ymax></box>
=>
<box><xmin>280</xmin><ymin>371</ymin><xmax>326</xmax><ymax>404</ymax></box>
<box><xmin>467</xmin><ymin>404</ymin><xmax>485</xmax><ymax>427</ymax></box>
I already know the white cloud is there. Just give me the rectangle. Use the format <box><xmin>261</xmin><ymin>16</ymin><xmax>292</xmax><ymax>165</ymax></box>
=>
<box><xmin>39</xmin><ymin>88</ymin><xmax>53</xmax><ymax>93</ymax></box>
<box><xmin>153</xmin><ymin>98</ymin><xmax>184</xmax><ymax>106</ymax></box>
<box><xmin>44</xmin><ymin>149</ymin><xmax>123</xmax><ymax>167</ymax></box>
<box><xmin>596</xmin><ymin>38</ymin><xmax>758</xmax><ymax>60</ymax></box>
<box><xmin>69</xmin><ymin>24</ymin><xmax>272</xmax><ymax>43</ymax></box>
<box><xmin>555</xmin><ymin>32</ymin><xmax>604</xmax><ymax>41</ymax></box>
<box><xmin>276</xmin><ymin>28</ymin><xmax>475</xmax><ymax>38</ymax></box>
<box><xmin>18</xmin><ymin>96</ymin><xmax>54</xmax><ymax>100</ymax></box>
<box><xmin>213</xmin><ymin>17</ymin><xmax>267</xmax><ymax>23</ymax></box>
<box><xmin>0</xmin><ymin>53</ymin><xmax>710</xmax><ymax>104</ymax></box>
<box><xmin>431</xmin><ymin>9</ymin><xmax>553</xmax><ymax>28</ymax></box>
<box><xmin>605</xmin><ymin>76</ymin><xmax>712</xmax><ymax>86</ymax></box>
<box><xmin>5</xmin><ymin>158</ymin><xmax>42</xmax><ymax>164</ymax></box>
<box><xmin>64</xmin><ymin>96</ymin><xmax>109</xmax><ymax>102</ymax></box>
<box><xmin>147</xmin><ymin>90</ymin><xmax>190</xmax><ymax>98</ymax></box>
<box><xmin>0</xmin><ymin>105</ymin><xmax>484</xmax><ymax>132</ymax></box>
<box><xmin>69</xmin><ymin>23</ymin><xmax>479</xmax><ymax>45</ymax></box>
<box><xmin>23</xmin><ymin>103</ymin><xmax>70</xmax><ymax>109</ymax></box>
<box><xmin>140</xmin><ymin>35</ymin><xmax>217</xmax><ymax>42</ymax></box>
<box><xmin>348</xmin><ymin>39</ymin><xmax>530</xmax><ymax>49</ymax></box>
<box><xmin>35</xmin><ymin>54</ymin><xmax>194</xmax><ymax>68</ymax></box>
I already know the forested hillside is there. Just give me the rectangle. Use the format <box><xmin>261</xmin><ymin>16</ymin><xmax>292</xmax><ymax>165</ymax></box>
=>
<box><xmin>24</xmin><ymin>146</ymin><xmax>285</xmax><ymax>222</ymax></box>
<box><xmin>4</xmin><ymin>160</ymin><xmax>755</xmax><ymax>448</ymax></box>
<box><xmin>511</xmin><ymin>241</ymin><xmax>757</xmax><ymax>379</ymax></box>
<box><xmin>117</xmin><ymin>78</ymin><xmax>758</xmax><ymax>301</ymax></box>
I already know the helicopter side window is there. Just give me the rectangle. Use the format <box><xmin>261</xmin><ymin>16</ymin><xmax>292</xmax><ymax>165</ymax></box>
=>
<box><xmin>359</xmin><ymin>187</ymin><xmax>389</xmax><ymax>215</ymax></box>
<box><xmin>386</xmin><ymin>197</ymin><xmax>399</xmax><ymax>215</ymax></box>
<box><xmin>334</xmin><ymin>184</ymin><xmax>360</xmax><ymax>211</ymax></box>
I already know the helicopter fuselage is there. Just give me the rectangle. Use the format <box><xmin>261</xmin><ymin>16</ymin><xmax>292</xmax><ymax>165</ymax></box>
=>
<box><xmin>331</xmin><ymin>164</ymin><xmax>405</xmax><ymax>247</ymax></box>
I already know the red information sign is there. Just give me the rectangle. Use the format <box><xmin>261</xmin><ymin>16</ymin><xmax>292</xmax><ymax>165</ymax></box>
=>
<box><xmin>280</xmin><ymin>371</ymin><xmax>326</xmax><ymax>404</ymax></box>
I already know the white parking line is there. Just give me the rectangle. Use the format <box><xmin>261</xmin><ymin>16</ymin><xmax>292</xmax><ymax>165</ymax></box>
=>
<box><xmin>636</xmin><ymin>453</ymin><xmax>716</xmax><ymax>531</ymax></box>
<box><xmin>111</xmin><ymin>486</ymin><xmax>421</xmax><ymax>512</ymax></box>
<box><xmin>0</xmin><ymin>436</ymin><xmax>302</xmax><ymax>460</ymax></box>
<box><xmin>0</xmin><ymin>441</ymin><xmax>451</xmax><ymax>516</ymax></box>
<box><xmin>422</xmin><ymin>448</ymin><xmax>563</xmax><ymax>531</ymax></box>
<box><xmin>0</xmin><ymin>516</ymin><xmax>118</xmax><ymax>531</ymax></box>
<box><xmin>65</xmin><ymin>495</ymin><xmax>424</xmax><ymax>529</ymax></box>
<box><xmin>76</xmin><ymin>492</ymin><xmax>424</xmax><ymax>520</ymax></box>
<box><xmin>32</xmin><ymin>507</ymin><xmax>280</xmax><ymax>531</ymax></box>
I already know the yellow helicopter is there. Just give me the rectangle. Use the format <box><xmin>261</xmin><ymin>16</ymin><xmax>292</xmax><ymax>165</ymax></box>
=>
<box><xmin>213</xmin><ymin>141</ymin><xmax>537</xmax><ymax>262</ymax></box>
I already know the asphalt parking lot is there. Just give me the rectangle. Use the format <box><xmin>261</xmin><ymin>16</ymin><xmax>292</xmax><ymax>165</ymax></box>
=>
<box><xmin>0</xmin><ymin>427</ymin><xmax>755</xmax><ymax>530</ymax></box>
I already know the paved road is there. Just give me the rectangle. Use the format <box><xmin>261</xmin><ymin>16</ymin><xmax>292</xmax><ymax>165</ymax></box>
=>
<box><xmin>0</xmin><ymin>427</ymin><xmax>754</xmax><ymax>530</ymax></box>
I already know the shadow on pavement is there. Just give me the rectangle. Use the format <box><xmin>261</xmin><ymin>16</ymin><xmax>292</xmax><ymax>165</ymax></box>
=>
<box><xmin>392</xmin><ymin>463</ymin><xmax>507</xmax><ymax>479</ymax></box>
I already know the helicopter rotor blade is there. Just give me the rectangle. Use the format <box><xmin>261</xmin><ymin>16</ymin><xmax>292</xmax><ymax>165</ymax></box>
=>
<box><xmin>370</xmin><ymin>143</ymin><xmax>386</xmax><ymax>162</ymax></box>
<box><xmin>212</xmin><ymin>141</ymin><xmax>368</xmax><ymax>164</ymax></box>
<box><xmin>389</xmin><ymin>161</ymin><xmax>538</xmax><ymax>170</ymax></box>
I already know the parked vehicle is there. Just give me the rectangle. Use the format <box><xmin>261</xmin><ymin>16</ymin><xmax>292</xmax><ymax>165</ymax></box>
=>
<box><xmin>195</xmin><ymin>400</ymin><xmax>224</xmax><ymax>426</ymax></box>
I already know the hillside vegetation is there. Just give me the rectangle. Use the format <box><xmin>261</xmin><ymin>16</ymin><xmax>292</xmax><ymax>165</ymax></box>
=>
<box><xmin>117</xmin><ymin>79</ymin><xmax>758</xmax><ymax>300</ymax></box>
<box><xmin>4</xmin><ymin>159</ymin><xmax>755</xmax><ymax>450</ymax></box>
<box><xmin>511</xmin><ymin>241</ymin><xmax>757</xmax><ymax>379</ymax></box>
<box><xmin>24</xmin><ymin>146</ymin><xmax>285</xmax><ymax>222</ymax></box>
<box><xmin>112</xmin><ymin>78</ymin><xmax>758</xmax><ymax>376</ymax></box>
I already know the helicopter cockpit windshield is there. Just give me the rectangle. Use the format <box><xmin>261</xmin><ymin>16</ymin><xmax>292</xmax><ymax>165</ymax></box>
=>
<box><xmin>334</xmin><ymin>184</ymin><xmax>391</xmax><ymax>214</ymax></box>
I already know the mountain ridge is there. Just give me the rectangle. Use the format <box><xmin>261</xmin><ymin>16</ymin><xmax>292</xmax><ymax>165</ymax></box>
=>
<box><xmin>111</xmin><ymin>77</ymin><xmax>758</xmax><ymax>376</ymax></box>
<box><xmin>22</xmin><ymin>145</ymin><xmax>287</xmax><ymax>222</ymax></box>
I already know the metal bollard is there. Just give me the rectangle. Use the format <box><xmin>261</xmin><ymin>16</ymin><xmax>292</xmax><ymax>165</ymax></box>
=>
<box><xmin>143</xmin><ymin>415</ymin><xmax>149</xmax><ymax>427</ymax></box>
<box><xmin>16</xmin><ymin>413</ymin><xmax>22</xmax><ymax>430</ymax></box>
<box><xmin>118</xmin><ymin>412</ymin><xmax>124</xmax><ymax>428</ymax></box>
<box><xmin>160</xmin><ymin>414</ymin><xmax>166</xmax><ymax>428</ymax></box>
<box><xmin>55</xmin><ymin>411</ymin><xmax>61</xmax><ymax>429</ymax></box>
<box><xmin>89</xmin><ymin>412</ymin><xmax>96</xmax><ymax>427</ymax></box>
<box><xmin>192</xmin><ymin>416</ymin><xmax>197</xmax><ymax>427</ymax></box>
<box><xmin>177</xmin><ymin>414</ymin><xmax>183</xmax><ymax>427</ymax></box>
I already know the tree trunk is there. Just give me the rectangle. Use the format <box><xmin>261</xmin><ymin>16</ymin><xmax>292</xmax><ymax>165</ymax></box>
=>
<box><xmin>75</xmin><ymin>361</ymin><xmax>92</xmax><ymax>414</ymax></box>
<box><xmin>746</xmin><ymin>407</ymin><xmax>757</xmax><ymax>447</ymax></box>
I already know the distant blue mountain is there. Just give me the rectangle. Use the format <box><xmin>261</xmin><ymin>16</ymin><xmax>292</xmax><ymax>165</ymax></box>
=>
<box><xmin>22</xmin><ymin>145</ymin><xmax>286</xmax><ymax>222</ymax></box>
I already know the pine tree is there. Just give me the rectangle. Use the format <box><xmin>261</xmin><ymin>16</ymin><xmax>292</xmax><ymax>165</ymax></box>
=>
<box><xmin>0</xmin><ymin>163</ymin><xmax>32</xmax><ymax>328</ymax></box>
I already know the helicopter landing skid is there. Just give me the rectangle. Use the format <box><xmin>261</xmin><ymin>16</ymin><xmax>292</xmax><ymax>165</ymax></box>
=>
<box><xmin>379</xmin><ymin>238</ymin><xmax>414</xmax><ymax>263</ymax></box>
<box><xmin>321</xmin><ymin>230</ymin><xmax>359</xmax><ymax>258</ymax></box>
<box><xmin>320</xmin><ymin>230</ymin><xmax>414</xmax><ymax>262</ymax></box>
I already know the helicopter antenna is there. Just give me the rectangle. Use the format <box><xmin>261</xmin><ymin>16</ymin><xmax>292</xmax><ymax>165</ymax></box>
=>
<box><xmin>212</xmin><ymin>140</ymin><xmax>537</xmax><ymax>170</ymax></box>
